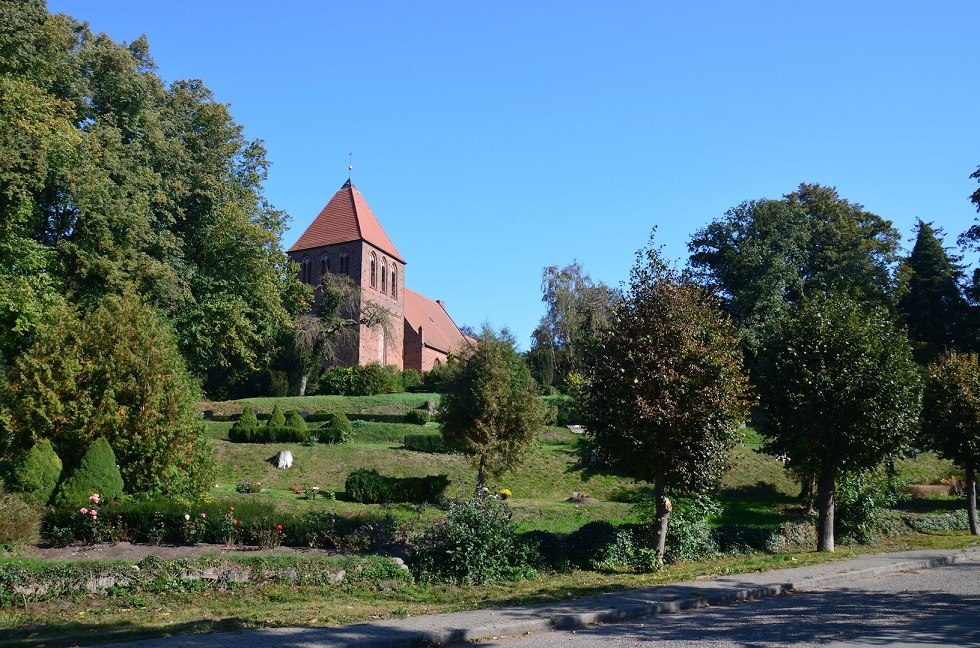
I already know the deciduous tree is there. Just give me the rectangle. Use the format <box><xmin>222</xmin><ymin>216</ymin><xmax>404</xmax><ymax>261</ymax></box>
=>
<box><xmin>757</xmin><ymin>292</ymin><xmax>922</xmax><ymax>551</ymax></box>
<box><xmin>921</xmin><ymin>350</ymin><xmax>980</xmax><ymax>535</ymax></box>
<box><xmin>439</xmin><ymin>328</ymin><xmax>545</xmax><ymax>496</ymax></box>
<box><xmin>582</xmin><ymin>241</ymin><xmax>752</xmax><ymax>565</ymax></box>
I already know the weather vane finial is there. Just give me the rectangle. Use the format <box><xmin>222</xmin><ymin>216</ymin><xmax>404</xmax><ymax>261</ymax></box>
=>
<box><xmin>348</xmin><ymin>152</ymin><xmax>353</xmax><ymax>182</ymax></box>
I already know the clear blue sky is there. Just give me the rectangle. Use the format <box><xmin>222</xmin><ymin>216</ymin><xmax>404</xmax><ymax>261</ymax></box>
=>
<box><xmin>47</xmin><ymin>1</ymin><xmax>980</xmax><ymax>348</ymax></box>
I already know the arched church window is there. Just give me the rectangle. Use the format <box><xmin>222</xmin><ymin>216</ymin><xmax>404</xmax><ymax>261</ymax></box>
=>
<box><xmin>370</xmin><ymin>253</ymin><xmax>377</xmax><ymax>288</ymax></box>
<box><xmin>320</xmin><ymin>253</ymin><xmax>330</xmax><ymax>275</ymax></box>
<box><xmin>300</xmin><ymin>256</ymin><xmax>312</xmax><ymax>284</ymax></box>
<box><xmin>391</xmin><ymin>266</ymin><xmax>398</xmax><ymax>299</ymax></box>
<box><xmin>339</xmin><ymin>251</ymin><xmax>350</xmax><ymax>275</ymax></box>
<box><xmin>381</xmin><ymin>263</ymin><xmax>387</xmax><ymax>294</ymax></box>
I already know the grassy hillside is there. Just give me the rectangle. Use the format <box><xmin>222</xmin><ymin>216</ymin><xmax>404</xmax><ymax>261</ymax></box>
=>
<box><xmin>201</xmin><ymin>395</ymin><xmax>961</xmax><ymax>534</ymax></box>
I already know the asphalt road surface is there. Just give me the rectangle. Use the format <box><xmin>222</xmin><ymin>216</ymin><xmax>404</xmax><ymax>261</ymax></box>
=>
<box><xmin>474</xmin><ymin>560</ymin><xmax>980</xmax><ymax>648</ymax></box>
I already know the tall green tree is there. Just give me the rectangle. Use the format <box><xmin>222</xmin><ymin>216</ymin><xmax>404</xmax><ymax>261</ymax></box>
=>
<box><xmin>0</xmin><ymin>2</ymin><xmax>305</xmax><ymax>394</ymax></box>
<box><xmin>439</xmin><ymin>328</ymin><xmax>545</xmax><ymax>496</ymax></box>
<box><xmin>758</xmin><ymin>293</ymin><xmax>922</xmax><ymax>551</ymax></box>
<box><xmin>1</xmin><ymin>293</ymin><xmax>214</xmax><ymax>498</ymax></box>
<box><xmin>921</xmin><ymin>350</ymin><xmax>980</xmax><ymax>535</ymax></box>
<box><xmin>582</xmin><ymin>241</ymin><xmax>752</xmax><ymax>564</ymax></box>
<box><xmin>689</xmin><ymin>183</ymin><xmax>902</xmax><ymax>361</ymax></box>
<box><xmin>530</xmin><ymin>260</ymin><xmax>618</xmax><ymax>388</ymax></box>
<box><xmin>897</xmin><ymin>220</ymin><xmax>970</xmax><ymax>363</ymax></box>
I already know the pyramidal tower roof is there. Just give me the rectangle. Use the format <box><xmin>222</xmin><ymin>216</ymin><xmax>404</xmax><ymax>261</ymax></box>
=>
<box><xmin>288</xmin><ymin>180</ymin><xmax>405</xmax><ymax>263</ymax></box>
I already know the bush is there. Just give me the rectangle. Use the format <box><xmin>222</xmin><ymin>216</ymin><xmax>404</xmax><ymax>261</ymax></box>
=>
<box><xmin>317</xmin><ymin>364</ymin><xmax>405</xmax><ymax>396</ymax></box>
<box><xmin>306</xmin><ymin>409</ymin><xmax>338</xmax><ymax>423</ymax></box>
<box><xmin>902</xmin><ymin>510</ymin><xmax>970</xmax><ymax>532</ymax></box>
<box><xmin>564</xmin><ymin>521</ymin><xmax>623</xmax><ymax>569</ymax></box>
<box><xmin>0</xmin><ymin>485</ymin><xmax>41</xmax><ymax>547</ymax></box>
<box><xmin>404</xmin><ymin>409</ymin><xmax>430</xmax><ymax>425</ymax></box>
<box><xmin>319</xmin><ymin>412</ymin><xmax>353</xmax><ymax>444</ymax></box>
<box><xmin>835</xmin><ymin>469</ymin><xmax>900</xmax><ymax>543</ymax></box>
<box><xmin>344</xmin><ymin>469</ymin><xmax>449</xmax><ymax>504</ymax></box>
<box><xmin>517</xmin><ymin>530</ymin><xmax>570</xmax><ymax>571</ymax></box>
<box><xmin>401</xmin><ymin>369</ymin><xmax>423</xmax><ymax>391</ymax></box>
<box><xmin>2</xmin><ymin>294</ymin><xmax>212</xmax><ymax>499</ymax></box>
<box><xmin>404</xmin><ymin>434</ymin><xmax>447</xmax><ymax>453</ymax></box>
<box><xmin>663</xmin><ymin>496</ymin><xmax>721</xmax><ymax>562</ymax></box>
<box><xmin>412</xmin><ymin>497</ymin><xmax>535</xmax><ymax>585</ymax></box>
<box><xmin>53</xmin><ymin>438</ymin><xmax>124</xmax><ymax>508</ymax></box>
<box><xmin>8</xmin><ymin>439</ymin><xmax>62</xmax><ymax>506</ymax></box>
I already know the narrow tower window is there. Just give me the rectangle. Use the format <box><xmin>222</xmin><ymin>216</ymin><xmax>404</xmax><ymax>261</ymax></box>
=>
<box><xmin>381</xmin><ymin>263</ymin><xmax>388</xmax><ymax>294</ymax></box>
<box><xmin>320</xmin><ymin>253</ymin><xmax>330</xmax><ymax>275</ymax></box>
<box><xmin>391</xmin><ymin>266</ymin><xmax>398</xmax><ymax>298</ymax></box>
<box><xmin>370</xmin><ymin>253</ymin><xmax>377</xmax><ymax>288</ymax></box>
<box><xmin>339</xmin><ymin>251</ymin><xmax>350</xmax><ymax>275</ymax></box>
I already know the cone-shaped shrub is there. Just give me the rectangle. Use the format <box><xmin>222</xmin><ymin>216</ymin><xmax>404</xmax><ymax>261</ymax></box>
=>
<box><xmin>54</xmin><ymin>437</ymin><xmax>124</xmax><ymax>508</ymax></box>
<box><xmin>284</xmin><ymin>410</ymin><xmax>307</xmax><ymax>432</ymax></box>
<box><xmin>239</xmin><ymin>406</ymin><xmax>259</xmax><ymax>429</ymax></box>
<box><xmin>319</xmin><ymin>412</ymin><xmax>353</xmax><ymax>443</ymax></box>
<box><xmin>266</xmin><ymin>404</ymin><xmax>286</xmax><ymax>428</ymax></box>
<box><xmin>230</xmin><ymin>406</ymin><xmax>259</xmax><ymax>442</ymax></box>
<box><xmin>10</xmin><ymin>439</ymin><xmax>62</xmax><ymax>506</ymax></box>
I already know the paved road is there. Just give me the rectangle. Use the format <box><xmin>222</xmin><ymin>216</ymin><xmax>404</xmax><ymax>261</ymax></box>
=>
<box><xmin>474</xmin><ymin>560</ymin><xmax>980</xmax><ymax>648</ymax></box>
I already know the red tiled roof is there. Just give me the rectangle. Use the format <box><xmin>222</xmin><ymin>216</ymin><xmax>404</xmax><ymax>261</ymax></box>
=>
<box><xmin>288</xmin><ymin>180</ymin><xmax>405</xmax><ymax>263</ymax></box>
<box><xmin>404</xmin><ymin>288</ymin><xmax>468</xmax><ymax>354</ymax></box>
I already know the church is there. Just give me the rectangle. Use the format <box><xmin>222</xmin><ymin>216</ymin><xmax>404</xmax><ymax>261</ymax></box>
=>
<box><xmin>287</xmin><ymin>180</ymin><xmax>469</xmax><ymax>371</ymax></box>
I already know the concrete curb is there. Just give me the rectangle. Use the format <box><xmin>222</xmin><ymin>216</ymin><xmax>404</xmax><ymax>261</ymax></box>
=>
<box><xmin>100</xmin><ymin>546</ymin><xmax>980</xmax><ymax>648</ymax></box>
<box><xmin>374</xmin><ymin>548</ymin><xmax>980</xmax><ymax>648</ymax></box>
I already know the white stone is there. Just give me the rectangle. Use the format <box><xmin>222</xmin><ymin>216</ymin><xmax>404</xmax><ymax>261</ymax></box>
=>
<box><xmin>276</xmin><ymin>450</ymin><xmax>293</xmax><ymax>469</ymax></box>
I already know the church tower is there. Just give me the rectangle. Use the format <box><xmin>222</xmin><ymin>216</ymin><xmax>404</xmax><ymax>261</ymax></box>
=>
<box><xmin>287</xmin><ymin>180</ymin><xmax>406</xmax><ymax>368</ymax></box>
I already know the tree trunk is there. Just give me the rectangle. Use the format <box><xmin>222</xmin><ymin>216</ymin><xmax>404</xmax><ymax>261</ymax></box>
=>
<box><xmin>967</xmin><ymin>463</ymin><xmax>979</xmax><ymax>536</ymax></box>
<box><xmin>817</xmin><ymin>470</ymin><xmax>836</xmax><ymax>552</ymax></box>
<box><xmin>651</xmin><ymin>472</ymin><xmax>672</xmax><ymax>566</ymax></box>
<box><xmin>298</xmin><ymin>373</ymin><xmax>309</xmax><ymax>397</ymax></box>
<box><xmin>474</xmin><ymin>456</ymin><xmax>488</xmax><ymax>499</ymax></box>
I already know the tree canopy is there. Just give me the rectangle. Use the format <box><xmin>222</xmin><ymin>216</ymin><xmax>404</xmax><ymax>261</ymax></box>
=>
<box><xmin>582</xmin><ymin>241</ymin><xmax>752</xmax><ymax>563</ymax></box>
<box><xmin>688</xmin><ymin>183</ymin><xmax>902</xmax><ymax>359</ymax></box>
<box><xmin>897</xmin><ymin>220</ymin><xmax>971</xmax><ymax>363</ymax></box>
<box><xmin>528</xmin><ymin>260</ymin><xmax>619</xmax><ymax>388</ymax></box>
<box><xmin>757</xmin><ymin>292</ymin><xmax>922</xmax><ymax>551</ymax></box>
<box><xmin>0</xmin><ymin>1</ymin><xmax>306</xmax><ymax>394</ymax></box>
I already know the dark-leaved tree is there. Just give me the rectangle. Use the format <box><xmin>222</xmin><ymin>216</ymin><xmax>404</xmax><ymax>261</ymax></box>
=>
<box><xmin>921</xmin><ymin>350</ymin><xmax>980</xmax><ymax>535</ymax></box>
<box><xmin>439</xmin><ymin>328</ymin><xmax>545</xmax><ymax>496</ymax></box>
<box><xmin>582</xmin><ymin>240</ymin><xmax>752</xmax><ymax>565</ymax></box>
<box><xmin>758</xmin><ymin>292</ymin><xmax>922</xmax><ymax>551</ymax></box>
<box><xmin>898</xmin><ymin>220</ymin><xmax>971</xmax><ymax>363</ymax></box>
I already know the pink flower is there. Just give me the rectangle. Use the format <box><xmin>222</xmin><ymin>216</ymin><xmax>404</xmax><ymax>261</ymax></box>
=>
<box><xmin>275</xmin><ymin>524</ymin><xmax>283</xmax><ymax>531</ymax></box>
<box><xmin>80</xmin><ymin>508</ymin><xmax>88</xmax><ymax>515</ymax></box>
<box><xmin>90</xmin><ymin>510</ymin><xmax>97</xmax><ymax>517</ymax></box>
<box><xmin>89</xmin><ymin>493</ymin><xmax>101</xmax><ymax>505</ymax></box>
<box><xmin>200</xmin><ymin>512</ymin><xmax>207</xmax><ymax>519</ymax></box>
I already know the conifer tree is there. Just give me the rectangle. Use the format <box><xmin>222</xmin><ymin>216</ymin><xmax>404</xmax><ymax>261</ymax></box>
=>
<box><xmin>898</xmin><ymin>220</ymin><xmax>970</xmax><ymax>363</ymax></box>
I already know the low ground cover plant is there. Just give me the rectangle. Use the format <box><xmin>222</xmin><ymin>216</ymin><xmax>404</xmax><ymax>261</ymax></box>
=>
<box><xmin>344</xmin><ymin>469</ymin><xmax>449</xmax><ymax>504</ymax></box>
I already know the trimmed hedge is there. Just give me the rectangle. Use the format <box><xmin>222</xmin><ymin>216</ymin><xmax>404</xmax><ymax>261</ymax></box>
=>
<box><xmin>404</xmin><ymin>409</ymin><xmax>430</xmax><ymax>425</ymax></box>
<box><xmin>229</xmin><ymin>426</ymin><xmax>310</xmax><ymax>444</ymax></box>
<box><xmin>344</xmin><ymin>469</ymin><xmax>449</xmax><ymax>504</ymax></box>
<box><xmin>404</xmin><ymin>434</ymin><xmax>447</xmax><ymax>453</ymax></box>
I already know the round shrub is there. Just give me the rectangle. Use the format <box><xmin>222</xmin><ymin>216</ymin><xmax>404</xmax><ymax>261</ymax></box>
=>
<box><xmin>401</xmin><ymin>369</ymin><xmax>423</xmax><ymax>391</ymax></box>
<box><xmin>53</xmin><ymin>437</ymin><xmax>124</xmax><ymax>508</ymax></box>
<box><xmin>9</xmin><ymin>439</ymin><xmax>62</xmax><ymax>506</ymax></box>
<box><xmin>319</xmin><ymin>412</ymin><xmax>353</xmax><ymax>444</ymax></box>
<box><xmin>564</xmin><ymin>521</ymin><xmax>621</xmax><ymax>569</ymax></box>
<box><xmin>412</xmin><ymin>497</ymin><xmax>534</xmax><ymax>585</ymax></box>
<box><xmin>404</xmin><ymin>409</ymin><xmax>430</xmax><ymax>425</ymax></box>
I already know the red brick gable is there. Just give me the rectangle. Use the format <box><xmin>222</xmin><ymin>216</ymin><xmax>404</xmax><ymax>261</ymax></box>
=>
<box><xmin>404</xmin><ymin>288</ymin><xmax>468</xmax><ymax>355</ymax></box>
<box><xmin>288</xmin><ymin>180</ymin><xmax>405</xmax><ymax>263</ymax></box>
